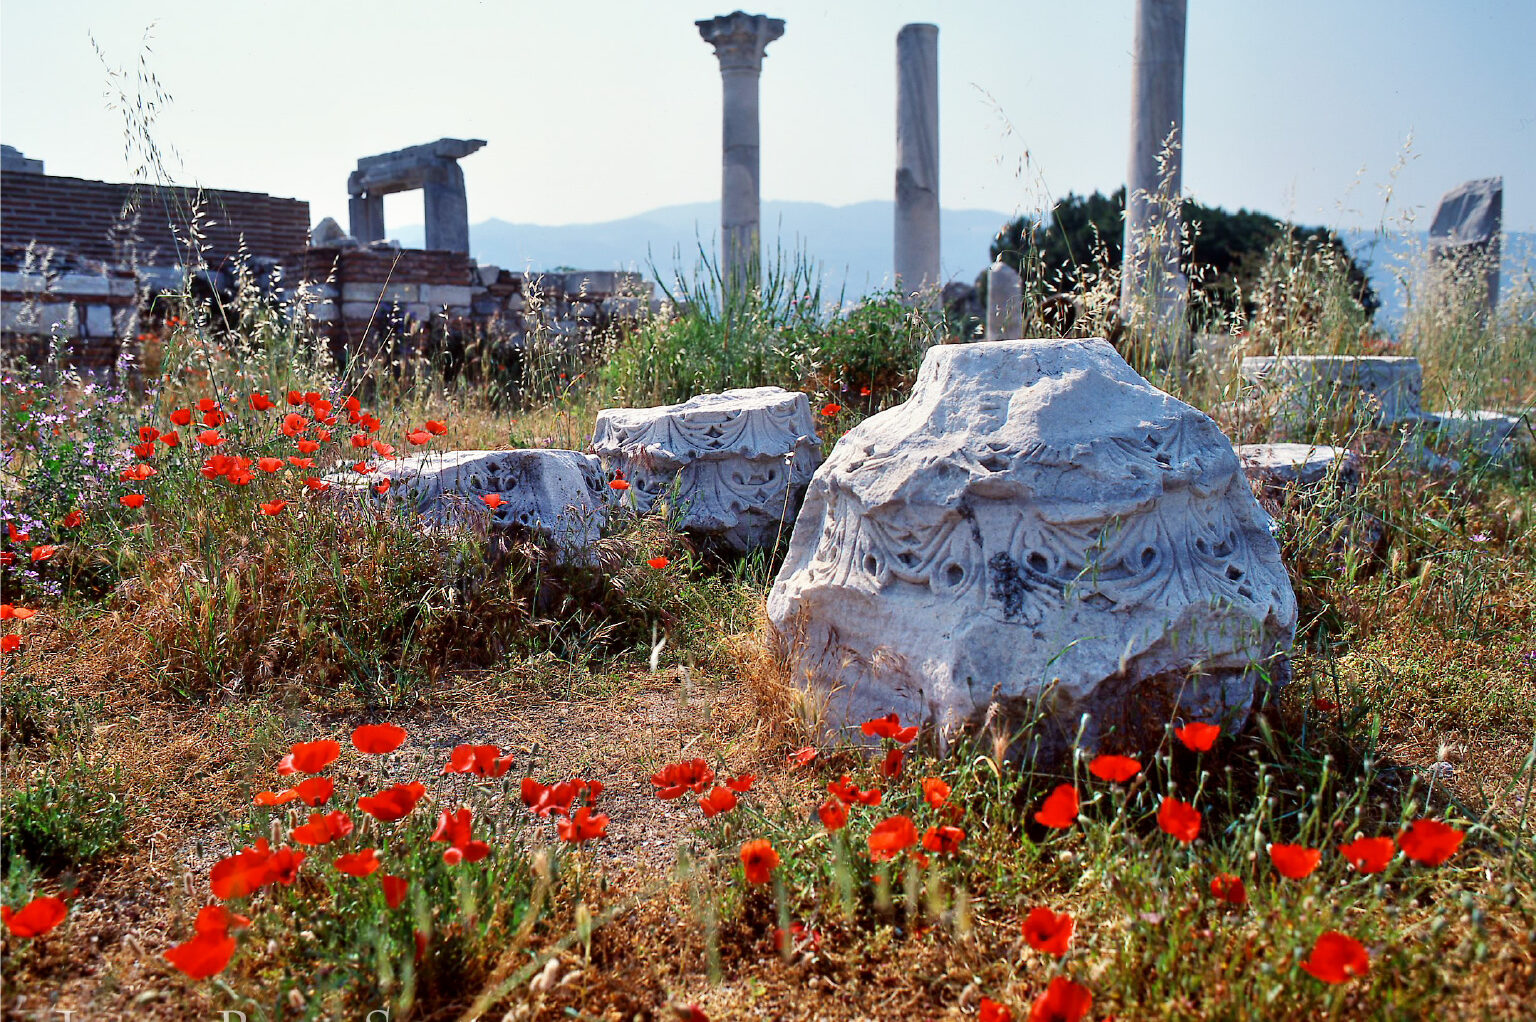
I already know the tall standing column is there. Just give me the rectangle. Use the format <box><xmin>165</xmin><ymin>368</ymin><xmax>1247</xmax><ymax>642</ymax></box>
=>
<box><xmin>1120</xmin><ymin>0</ymin><xmax>1187</xmax><ymax>328</ymax></box>
<box><xmin>348</xmin><ymin>192</ymin><xmax>384</xmax><ymax>243</ymax></box>
<box><xmin>895</xmin><ymin>23</ymin><xmax>940</xmax><ymax>297</ymax></box>
<box><xmin>698</xmin><ymin>12</ymin><xmax>784</xmax><ymax>292</ymax></box>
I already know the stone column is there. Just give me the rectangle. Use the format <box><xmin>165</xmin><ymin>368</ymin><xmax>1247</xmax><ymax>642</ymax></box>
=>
<box><xmin>1120</xmin><ymin>0</ymin><xmax>1187</xmax><ymax>328</ymax></box>
<box><xmin>895</xmin><ymin>23</ymin><xmax>940</xmax><ymax>297</ymax></box>
<box><xmin>423</xmin><ymin>161</ymin><xmax>471</xmax><ymax>253</ymax></box>
<box><xmin>698</xmin><ymin>12</ymin><xmax>784</xmax><ymax>291</ymax></box>
<box><xmin>985</xmin><ymin>258</ymin><xmax>1023</xmax><ymax>340</ymax></box>
<box><xmin>348</xmin><ymin>192</ymin><xmax>384</xmax><ymax>244</ymax></box>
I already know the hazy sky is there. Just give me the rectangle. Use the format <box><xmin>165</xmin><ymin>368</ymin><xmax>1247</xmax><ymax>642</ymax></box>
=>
<box><xmin>2</xmin><ymin>0</ymin><xmax>1533</xmax><ymax>236</ymax></box>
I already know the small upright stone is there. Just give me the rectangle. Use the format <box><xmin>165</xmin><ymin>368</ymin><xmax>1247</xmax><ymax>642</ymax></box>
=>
<box><xmin>590</xmin><ymin>387</ymin><xmax>821</xmax><ymax>551</ymax></box>
<box><xmin>1431</xmin><ymin>409</ymin><xmax>1532</xmax><ymax>461</ymax></box>
<box><xmin>1428</xmin><ymin>177</ymin><xmax>1503</xmax><ymax>313</ymax></box>
<box><xmin>985</xmin><ymin>258</ymin><xmax>1023</xmax><ymax>340</ymax></box>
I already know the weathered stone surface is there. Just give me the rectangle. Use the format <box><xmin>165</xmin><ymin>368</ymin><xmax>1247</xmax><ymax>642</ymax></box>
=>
<box><xmin>311</xmin><ymin>217</ymin><xmax>351</xmax><ymax>246</ymax></box>
<box><xmin>1238</xmin><ymin>443</ymin><xmax>1360</xmax><ymax>493</ymax></box>
<box><xmin>590</xmin><ymin>386</ymin><xmax>820</xmax><ymax>551</ymax></box>
<box><xmin>768</xmin><ymin>338</ymin><xmax>1296</xmax><ymax>758</ymax></box>
<box><xmin>332</xmin><ymin>450</ymin><xmax>608</xmax><ymax>551</ymax></box>
<box><xmin>1241</xmin><ymin>355</ymin><xmax>1426</xmax><ymax>429</ymax></box>
<box><xmin>1432</xmin><ymin>409</ymin><xmax>1533</xmax><ymax>460</ymax></box>
<box><xmin>347</xmin><ymin>138</ymin><xmax>486</xmax><ymax>253</ymax></box>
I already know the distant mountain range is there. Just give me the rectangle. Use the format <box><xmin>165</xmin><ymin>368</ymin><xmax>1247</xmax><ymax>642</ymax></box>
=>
<box><xmin>394</xmin><ymin>201</ymin><xmax>1533</xmax><ymax>327</ymax></box>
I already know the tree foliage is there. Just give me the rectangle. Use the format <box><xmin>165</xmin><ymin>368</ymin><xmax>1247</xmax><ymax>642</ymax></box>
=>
<box><xmin>989</xmin><ymin>188</ymin><xmax>1379</xmax><ymax>320</ymax></box>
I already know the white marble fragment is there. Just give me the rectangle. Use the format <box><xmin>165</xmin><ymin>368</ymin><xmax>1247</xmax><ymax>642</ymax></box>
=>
<box><xmin>590</xmin><ymin>387</ymin><xmax>821</xmax><ymax>551</ymax></box>
<box><xmin>1237</xmin><ymin>443</ymin><xmax>1360</xmax><ymax>492</ymax></box>
<box><xmin>1241</xmin><ymin>355</ymin><xmax>1426</xmax><ymax>429</ymax></box>
<box><xmin>768</xmin><ymin>338</ymin><xmax>1297</xmax><ymax>758</ymax></box>
<box><xmin>1431</xmin><ymin>410</ymin><xmax>1533</xmax><ymax>461</ymax></box>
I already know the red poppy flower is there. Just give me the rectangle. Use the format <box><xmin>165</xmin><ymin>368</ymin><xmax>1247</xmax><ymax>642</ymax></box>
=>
<box><xmin>333</xmin><ymin>849</ymin><xmax>382</xmax><ymax>877</ymax></box>
<box><xmin>1313</xmin><ymin>697</ymin><xmax>1339</xmax><ymax>712</ymax></box>
<box><xmin>724</xmin><ymin>772</ymin><xmax>754</xmax><ymax>793</ymax></box>
<box><xmin>429</xmin><ymin>807</ymin><xmax>491</xmax><ymax>864</ymax></box>
<box><xmin>1398</xmin><ymin>818</ymin><xmax>1465</xmax><ymax>865</ymax></box>
<box><xmin>698</xmin><ymin>785</ymin><xmax>738</xmax><ymax>818</ymax></box>
<box><xmin>350</xmin><ymin>433</ymin><xmax>371</xmax><ymax>449</ymax></box>
<box><xmin>979</xmin><ymin>997</ymin><xmax>1012</xmax><ymax>1022</ymax></box>
<box><xmin>609</xmin><ymin>476</ymin><xmax>630</xmax><ymax>491</ymax></box>
<box><xmin>256</xmin><ymin>457</ymin><xmax>284</xmax><ymax>474</ymax></box>
<box><xmin>196</xmin><ymin>430</ymin><xmax>224</xmax><ymax>447</ymax></box>
<box><xmin>249</xmin><ymin>393</ymin><xmax>275</xmax><ymax>411</ymax></box>
<box><xmin>557</xmin><ymin>806</ymin><xmax>610</xmax><ymax>843</ymax></box>
<box><xmin>281</xmin><ymin>740</ymin><xmax>341</xmax><ymax>774</ymax></box>
<box><xmin>259</xmin><ymin>500</ymin><xmax>287</xmax><ymax>516</ymax></box>
<box><xmin>293</xmin><ymin>776</ymin><xmax>335</xmax><ymax>807</ymax></box>
<box><xmin>381</xmin><ymin>874</ymin><xmax>409</xmax><ymax>908</ymax></box>
<box><xmin>1088</xmin><ymin>754</ymin><xmax>1141</xmax><ymax>783</ymax></box>
<box><xmin>1027</xmin><ymin>976</ymin><xmax>1092</xmax><ymax>1022</ymax></box>
<box><xmin>0</xmin><ymin>605</ymin><xmax>36</xmax><ymax>621</ymax></box>
<box><xmin>171</xmin><ymin>407</ymin><xmax>193</xmax><ymax>426</ymax></box>
<box><xmin>345</xmin><ymin>396</ymin><xmax>362</xmax><ymax>414</ymax></box>
<box><xmin>647</xmin><ymin>555</ymin><xmax>670</xmax><ymax>569</ymax></box>
<box><xmin>1340</xmin><ymin>835</ymin><xmax>1395</xmax><ymax>874</ymax></box>
<box><xmin>120</xmin><ymin>494</ymin><xmax>147</xmax><ymax>509</ymax></box>
<box><xmin>1300</xmin><ymin>930</ymin><xmax>1369</xmax><ymax>984</ymax></box>
<box><xmin>651</xmin><ymin>758</ymin><xmax>715</xmax><ymax>798</ymax></box>
<box><xmin>481</xmin><ymin>494</ymin><xmax>506</xmax><ymax>509</ymax></box>
<box><xmin>1174</xmin><ymin>721</ymin><xmax>1221</xmax><ymax>753</ymax></box>
<box><xmin>1022</xmin><ymin>906</ymin><xmax>1074</xmax><ymax>956</ymax></box>
<box><xmin>229</xmin><ymin>470</ymin><xmax>256</xmax><ymax>486</ymax></box>
<box><xmin>352</xmin><ymin>722</ymin><xmax>408</xmax><ymax>754</ymax></box>
<box><xmin>1269</xmin><ymin>843</ymin><xmax>1322</xmax><ymax>879</ymax></box>
<box><xmin>266</xmin><ymin>841</ymin><xmax>313</xmax><ymax>881</ymax></box>
<box><xmin>406</xmin><ymin>429</ymin><xmax>431</xmax><ymax>445</ymax></box>
<box><xmin>1034</xmin><ymin>784</ymin><xmax>1079</xmax><ymax>829</ymax></box>
<box><xmin>1157</xmin><ymin>797</ymin><xmax>1201</xmax><ymax>843</ymax></box>
<box><xmin>202</xmin><ymin>410</ymin><xmax>226</xmax><ymax>427</ymax></box>
<box><xmin>1</xmin><ymin>896</ymin><xmax>67</xmax><ymax>938</ymax></box>
<box><xmin>424</xmin><ymin>420</ymin><xmax>448</xmax><ymax>435</ymax></box>
<box><xmin>291</xmin><ymin>811</ymin><xmax>355</xmax><ymax>847</ymax></box>
<box><xmin>138</xmin><ymin>425</ymin><xmax>160</xmax><ymax>444</ymax></box>
<box><xmin>740</xmin><ymin>839</ymin><xmax>780</xmax><ymax>883</ymax></box>
<box><xmin>286</xmin><ymin>391</ymin><xmax>304</xmax><ymax>406</ymax></box>
<box><xmin>357</xmin><ymin>781</ymin><xmax>427</xmax><ymax>823</ymax></box>
<box><xmin>921</xmin><ymin>825</ymin><xmax>965</xmax><ymax>854</ymax></box>
<box><xmin>371</xmin><ymin>441</ymin><xmax>395</xmax><ymax>459</ymax></box>
<box><xmin>159</xmin><ymin>430</ymin><xmax>179</xmax><ymax>447</ymax></box>
<box><xmin>304</xmin><ymin>477</ymin><xmax>330</xmax><ymax>492</ymax></box>
<box><xmin>209</xmin><ymin>839</ymin><xmax>276</xmax><ymax>899</ymax></box>
<box><xmin>193</xmin><ymin>904</ymin><xmax>251</xmax><ymax>937</ymax></box>
<box><xmin>121</xmin><ymin>463</ymin><xmax>156</xmax><ymax>481</ymax></box>
<box><xmin>860</xmin><ymin>385</ymin><xmax>873</xmax><ymax>397</ymax></box>
<box><xmin>197</xmin><ymin>398</ymin><xmax>219</xmax><ymax>413</ymax></box>
<box><xmin>1210</xmin><ymin>872</ymin><xmax>1247</xmax><ymax>905</ymax></box>
<box><xmin>860</xmin><ymin>712</ymin><xmax>919</xmax><ymax>743</ymax></box>
<box><xmin>868</xmin><ymin>814</ymin><xmax>918</xmax><ymax>861</ymax></box>
<box><xmin>828</xmin><ymin>775</ymin><xmax>881</xmax><ymax>806</ymax></box>
<box><xmin>352</xmin><ymin>462</ymin><xmax>374</xmax><ymax>474</ymax></box>
<box><xmin>443</xmin><ymin>744</ymin><xmax>514</xmax><ymax>778</ymax></box>
<box><xmin>787</xmin><ymin>747</ymin><xmax>817</xmax><ymax>768</ymax></box>
<box><xmin>253</xmin><ymin>788</ymin><xmax>298</xmax><ymax>807</ymax></box>
<box><xmin>820</xmin><ymin>403</ymin><xmax>841</xmax><ymax>417</ymax></box>
<box><xmin>165</xmin><ymin>930</ymin><xmax>235</xmax><ymax>979</ymax></box>
<box><xmin>201</xmin><ymin>455</ymin><xmax>232</xmax><ymax>479</ymax></box>
<box><xmin>287</xmin><ymin>457</ymin><xmax>315</xmax><ymax>469</ymax></box>
<box><xmin>818</xmin><ymin>798</ymin><xmax>849</xmax><ymax>831</ymax></box>
<box><xmin>5</xmin><ymin>522</ymin><xmax>27</xmax><ymax>542</ymax></box>
<box><xmin>62</xmin><ymin>509</ymin><xmax>83</xmax><ymax>528</ymax></box>
<box><xmin>920</xmin><ymin>777</ymin><xmax>951</xmax><ymax>809</ymax></box>
<box><xmin>0</xmin><ymin>552</ymin><xmax>13</xmax><ymax>568</ymax></box>
<box><xmin>880</xmin><ymin>746</ymin><xmax>905</xmax><ymax>779</ymax></box>
<box><xmin>29</xmin><ymin>546</ymin><xmax>54</xmax><ymax>563</ymax></box>
<box><xmin>1</xmin><ymin>635</ymin><xmax>22</xmax><ymax>654</ymax></box>
<box><xmin>316</xmin><ymin>429</ymin><xmax>332</xmax><ymax>441</ymax></box>
<box><xmin>361</xmin><ymin>414</ymin><xmax>381</xmax><ymax>434</ymax></box>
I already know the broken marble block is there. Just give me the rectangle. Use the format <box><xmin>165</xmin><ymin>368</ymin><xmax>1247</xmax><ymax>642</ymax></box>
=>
<box><xmin>332</xmin><ymin>449</ymin><xmax>608</xmax><ymax>551</ymax></box>
<box><xmin>767</xmin><ymin>338</ymin><xmax>1297</xmax><ymax>759</ymax></box>
<box><xmin>1238</xmin><ymin>443</ymin><xmax>1361</xmax><ymax>495</ymax></box>
<box><xmin>589</xmin><ymin>387</ymin><xmax>822</xmax><ymax>551</ymax></box>
<box><xmin>1431</xmin><ymin>410</ymin><xmax>1533</xmax><ymax>461</ymax></box>
<box><xmin>1241</xmin><ymin>355</ymin><xmax>1427</xmax><ymax>431</ymax></box>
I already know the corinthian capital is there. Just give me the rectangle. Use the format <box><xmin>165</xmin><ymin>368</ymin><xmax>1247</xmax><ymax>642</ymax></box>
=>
<box><xmin>697</xmin><ymin>11</ymin><xmax>785</xmax><ymax>73</ymax></box>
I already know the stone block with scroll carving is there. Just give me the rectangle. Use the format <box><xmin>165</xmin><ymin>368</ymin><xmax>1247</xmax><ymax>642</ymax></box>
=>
<box><xmin>767</xmin><ymin>339</ymin><xmax>1296</xmax><ymax>759</ymax></box>
<box><xmin>589</xmin><ymin>387</ymin><xmax>821</xmax><ymax>552</ymax></box>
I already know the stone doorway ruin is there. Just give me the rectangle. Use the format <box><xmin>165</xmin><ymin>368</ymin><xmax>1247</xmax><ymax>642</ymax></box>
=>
<box><xmin>347</xmin><ymin>138</ymin><xmax>485</xmax><ymax>254</ymax></box>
